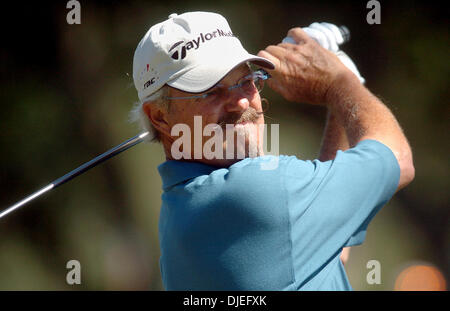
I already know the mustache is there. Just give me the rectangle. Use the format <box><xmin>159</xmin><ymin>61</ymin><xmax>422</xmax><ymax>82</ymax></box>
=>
<box><xmin>218</xmin><ymin>107</ymin><xmax>264</xmax><ymax>128</ymax></box>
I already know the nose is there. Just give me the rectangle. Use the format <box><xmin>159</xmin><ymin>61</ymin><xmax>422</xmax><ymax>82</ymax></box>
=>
<box><xmin>224</xmin><ymin>93</ymin><xmax>250</xmax><ymax>113</ymax></box>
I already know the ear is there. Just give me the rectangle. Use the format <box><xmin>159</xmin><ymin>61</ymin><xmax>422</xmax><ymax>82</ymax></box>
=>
<box><xmin>142</xmin><ymin>102</ymin><xmax>172</xmax><ymax>138</ymax></box>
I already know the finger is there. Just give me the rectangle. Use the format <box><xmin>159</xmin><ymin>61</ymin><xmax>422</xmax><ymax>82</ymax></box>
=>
<box><xmin>264</xmin><ymin>74</ymin><xmax>287</xmax><ymax>95</ymax></box>
<box><xmin>256</xmin><ymin>51</ymin><xmax>285</xmax><ymax>90</ymax></box>
<box><xmin>264</xmin><ymin>44</ymin><xmax>291</xmax><ymax>60</ymax></box>
<box><xmin>257</xmin><ymin>49</ymin><xmax>283</xmax><ymax>71</ymax></box>
<box><xmin>286</xmin><ymin>27</ymin><xmax>312</xmax><ymax>45</ymax></box>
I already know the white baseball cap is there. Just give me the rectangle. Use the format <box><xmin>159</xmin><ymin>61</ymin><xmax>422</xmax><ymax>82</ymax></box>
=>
<box><xmin>133</xmin><ymin>11</ymin><xmax>275</xmax><ymax>102</ymax></box>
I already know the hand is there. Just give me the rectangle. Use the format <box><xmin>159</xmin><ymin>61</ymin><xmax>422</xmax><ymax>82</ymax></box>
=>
<box><xmin>297</xmin><ymin>22</ymin><xmax>366</xmax><ymax>84</ymax></box>
<box><xmin>257</xmin><ymin>27</ymin><xmax>355</xmax><ymax>105</ymax></box>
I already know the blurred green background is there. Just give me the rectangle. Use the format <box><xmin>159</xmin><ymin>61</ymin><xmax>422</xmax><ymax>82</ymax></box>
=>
<box><xmin>0</xmin><ymin>0</ymin><xmax>448</xmax><ymax>290</ymax></box>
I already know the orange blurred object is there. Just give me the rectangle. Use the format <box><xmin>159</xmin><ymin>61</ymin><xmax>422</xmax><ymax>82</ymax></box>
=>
<box><xmin>394</xmin><ymin>264</ymin><xmax>447</xmax><ymax>291</ymax></box>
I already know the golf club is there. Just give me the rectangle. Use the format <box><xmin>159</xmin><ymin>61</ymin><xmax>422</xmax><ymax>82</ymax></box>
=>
<box><xmin>1</xmin><ymin>24</ymin><xmax>353</xmax><ymax>220</ymax></box>
<box><xmin>0</xmin><ymin>131</ymin><xmax>150</xmax><ymax>219</ymax></box>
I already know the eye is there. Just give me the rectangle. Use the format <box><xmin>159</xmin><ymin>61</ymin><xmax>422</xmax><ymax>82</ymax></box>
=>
<box><xmin>203</xmin><ymin>87</ymin><xmax>223</xmax><ymax>104</ymax></box>
<box><xmin>205</xmin><ymin>89</ymin><xmax>219</xmax><ymax>98</ymax></box>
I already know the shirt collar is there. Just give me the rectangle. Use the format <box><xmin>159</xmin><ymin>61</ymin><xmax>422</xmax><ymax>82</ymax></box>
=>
<box><xmin>157</xmin><ymin>160</ymin><xmax>219</xmax><ymax>190</ymax></box>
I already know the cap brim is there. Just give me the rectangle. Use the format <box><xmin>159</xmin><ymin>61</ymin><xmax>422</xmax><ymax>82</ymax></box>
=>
<box><xmin>166</xmin><ymin>53</ymin><xmax>274</xmax><ymax>94</ymax></box>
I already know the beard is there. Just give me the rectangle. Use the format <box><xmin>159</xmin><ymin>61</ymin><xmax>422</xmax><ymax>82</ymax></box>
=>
<box><xmin>217</xmin><ymin>107</ymin><xmax>264</xmax><ymax>159</ymax></box>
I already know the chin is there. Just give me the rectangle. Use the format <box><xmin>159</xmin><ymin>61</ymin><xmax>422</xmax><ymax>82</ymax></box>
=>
<box><xmin>200</xmin><ymin>138</ymin><xmax>262</xmax><ymax>168</ymax></box>
<box><xmin>199</xmin><ymin>122</ymin><xmax>264</xmax><ymax>168</ymax></box>
<box><xmin>235</xmin><ymin>122</ymin><xmax>262</xmax><ymax>157</ymax></box>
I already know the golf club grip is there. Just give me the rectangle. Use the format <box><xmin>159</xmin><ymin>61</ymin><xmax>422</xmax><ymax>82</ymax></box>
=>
<box><xmin>282</xmin><ymin>24</ymin><xmax>350</xmax><ymax>46</ymax></box>
<box><xmin>339</xmin><ymin>25</ymin><xmax>350</xmax><ymax>43</ymax></box>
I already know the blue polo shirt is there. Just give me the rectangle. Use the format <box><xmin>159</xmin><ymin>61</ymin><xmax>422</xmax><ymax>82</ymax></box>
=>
<box><xmin>157</xmin><ymin>139</ymin><xmax>400</xmax><ymax>290</ymax></box>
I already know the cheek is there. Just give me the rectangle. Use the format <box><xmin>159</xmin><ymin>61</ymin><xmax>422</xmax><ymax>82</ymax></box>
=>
<box><xmin>202</xmin><ymin>111</ymin><xmax>222</xmax><ymax>125</ymax></box>
<box><xmin>169</xmin><ymin>104</ymin><xmax>221</xmax><ymax>131</ymax></box>
<box><xmin>195</xmin><ymin>104</ymin><xmax>222</xmax><ymax>125</ymax></box>
<box><xmin>167</xmin><ymin>104</ymin><xmax>193</xmax><ymax>127</ymax></box>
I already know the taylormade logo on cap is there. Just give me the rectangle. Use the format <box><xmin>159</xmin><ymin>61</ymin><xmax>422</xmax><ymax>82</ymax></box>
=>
<box><xmin>133</xmin><ymin>12</ymin><xmax>274</xmax><ymax>101</ymax></box>
<box><xmin>169</xmin><ymin>29</ymin><xmax>235</xmax><ymax>60</ymax></box>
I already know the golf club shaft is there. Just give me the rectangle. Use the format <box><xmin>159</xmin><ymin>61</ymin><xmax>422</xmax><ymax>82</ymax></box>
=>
<box><xmin>0</xmin><ymin>131</ymin><xmax>150</xmax><ymax>219</ymax></box>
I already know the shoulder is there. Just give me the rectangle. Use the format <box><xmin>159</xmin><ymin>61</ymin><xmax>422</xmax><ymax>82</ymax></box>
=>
<box><xmin>220</xmin><ymin>155</ymin><xmax>317</xmax><ymax>198</ymax></box>
<box><xmin>229</xmin><ymin>155</ymin><xmax>310</xmax><ymax>172</ymax></box>
<box><xmin>188</xmin><ymin>155</ymin><xmax>307</xmax><ymax>200</ymax></box>
<box><xmin>334</xmin><ymin>139</ymin><xmax>399</xmax><ymax>166</ymax></box>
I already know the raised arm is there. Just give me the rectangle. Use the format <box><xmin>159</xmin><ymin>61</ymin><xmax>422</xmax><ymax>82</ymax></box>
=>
<box><xmin>319</xmin><ymin>110</ymin><xmax>352</xmax><ymax>265</ymax></box>
<box><xmin>258</xmin><ymin>28</ymin><xmax>415</xmax><ymax>191</ymax></box>
<box><xmin>319</xmin><ymin>110</ymin><xmax>350</xmax><ymax>161</ymax></box>
<box><xmin>324</xmin><ymin>70</ymin><xmax>415</xmax><ymax>190</ymax></box>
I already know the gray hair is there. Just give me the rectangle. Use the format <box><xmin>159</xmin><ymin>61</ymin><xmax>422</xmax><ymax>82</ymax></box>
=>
<box><xmin>128</xmin><ymin>85</ymin><xmax>170</xmax><ymax>143</ymax></box>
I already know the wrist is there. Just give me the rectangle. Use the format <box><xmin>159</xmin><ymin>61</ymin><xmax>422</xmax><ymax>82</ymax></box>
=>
<box><xmin>324</xmin><ymin>71</ymin><xmax>363</xmax><ymax>108</ymax></box>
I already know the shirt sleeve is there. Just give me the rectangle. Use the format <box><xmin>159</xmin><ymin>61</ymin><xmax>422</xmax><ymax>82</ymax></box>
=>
<box><xmin>284</xmin><ymin>139</ymin><xmax>400</xmax><ymax>266</ymax></box>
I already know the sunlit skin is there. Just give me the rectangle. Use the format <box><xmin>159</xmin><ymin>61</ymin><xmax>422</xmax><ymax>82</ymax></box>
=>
<box><xmin>143</xmin><ymin>64</ymin><xmax>266</xmax><ymax>168</ymax></box>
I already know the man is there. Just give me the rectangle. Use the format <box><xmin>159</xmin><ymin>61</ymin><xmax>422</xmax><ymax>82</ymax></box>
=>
<box><xmin>131</xmin><ymin>12</ymin><xmax>414</xmax><ymax>290</ymax></box>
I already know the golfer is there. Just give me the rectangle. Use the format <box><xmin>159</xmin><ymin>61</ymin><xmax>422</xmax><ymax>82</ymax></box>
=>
<box><xmin>131</xmin><ymin>11</ymin><xmax>414</xmax><ymax>290</ymax></box>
